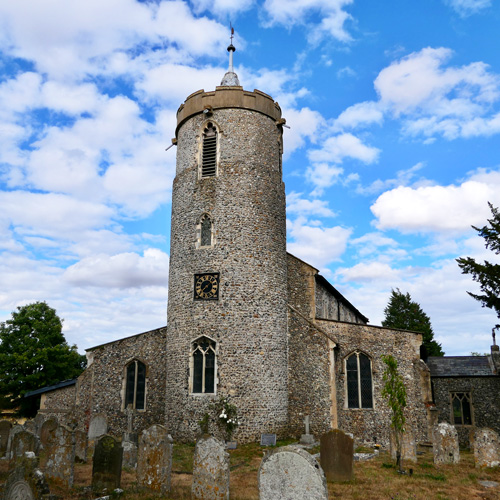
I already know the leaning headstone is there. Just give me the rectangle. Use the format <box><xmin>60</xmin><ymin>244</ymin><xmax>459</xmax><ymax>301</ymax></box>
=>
<box><xmin>2</xmin><ymin>454</ymin><xmax>51</xmax><ymax>500</ymax></box>
<box><xmin>92</xmin><ymin>435</ymin><xmax>123</xmax><ymax>493</ymax></box>
<box><xmin>9</xmin><ymin>430</ymin><xmax>40</xmax><ymax>466</ymax></box>
<box><xmin>433</xmin><ymin>422</ymin><xmax>460</xmax><ymax>464</ymax></box>
<box><xmin>88</xmin><ymin>414</ymin><xmax>108</xmax><ymax>441</ymax></box>
<box><xmin>192</xmin><ymin>435</ymin><xmax>230</xmax><ymax>500</ymax></box>
<box><xmin>137</xmin><ymin>424</ymin><xmax>173</xmax><ymax>493</ymax></box>
<box><xmin>390</xmin><ymin>429</ymin><xmax>417</xmax><ymax>464</ymax></box>
<box><xmin>474</xmin><ymin>428</ymin><xmax>500</xmax><ymax>468</ymax></box>
<box><xmin>0</xmin><ymin>419</ymin><xmax>12</xmax><ymax>457</ymax></box>
<box><xmin>75</xmin><ymin>430</ymin><xmax>88</xmax><ymax>462</ymax></box>
<box><xmin>320</xmin><ymin>429</ymin><xmax>354</xmax><ymax>482</ymax></box>
<box><xmin>39</xmin><ymin>419</ymin><xmax>75</xmax><ymax>488</ymax></box>
<box><xmin>259</xmin><ymin>445</ymin><xmax>328</xmax><ymax>500</ymax></box>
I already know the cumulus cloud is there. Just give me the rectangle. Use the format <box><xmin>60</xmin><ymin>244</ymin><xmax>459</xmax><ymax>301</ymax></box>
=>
<box><xmin>333</xmin><ymin>101</ymin><xmax>385</xmax><ymax>131</ymax></box>
<box><xmin>309</xmin><ymin>133</ymin><xmax>380</xmax><ymax>164</ymax></box>
<box><xmin>286</xmin><ymin>192</ymin><xmax>336</xmax><ymax>217</ymax></box>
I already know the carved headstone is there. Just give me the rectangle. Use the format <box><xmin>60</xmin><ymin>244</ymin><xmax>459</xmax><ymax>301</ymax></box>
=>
<box><xmin>75</xmin><ymin>430</ymin><xmax>88</xmax><ymax>462</ymax></box>
<box><xmin>259</xmin><ymin>445</ymin><xmax>328</xmax><ymax>500</ymax></box>
<box><xmin>2</xmin><ymin>454</ymin><xmax>50</xmax><ymax>500</ymax></box>
<box><xmin>192</xmin><ymin>435</ymin><xmax>230</xmax><ymax>500</ymax></box>
<box><xmin>0</xmin><ymin>419</ymin><xmax>12</xmax><ymax>457</ymax></box>
<box><xmin>320</xmin><ymin>429</ymin><xmax>354</xmax><ymax>482</ymax></box>
<box><xmin>39</xmin><ymin>419</ymin><xmax>75</xmax><ymax>488</ymax></box>
<box><xmin>9</xmin><ymin>430</ymin><xmax>40</xmax><ymax>466</ymax></box>
<box><xmin>92</xmin><ymin>435</ymin><xmax>123</xmax><ymax>493</ymax></box>
<box><xmin>473</xmin><ymin>428</ymin><xmax>500</xmax><ymax>468</ymax></box>
<box><xmin>137</xmin><ymin>424</ymin><xmax>173</xmax><ymax>493</ymax></box>
<box><xmin>390</xmin><ymin>429</ymin><xmax>417</xmax><ymax>464</ymax></box>
<box><xmin>88</xmin><ymin>414</ymin><xmax>108</xmax><ymax>441</ymax></box>
<box><xmin>433</xmin><ymin>422</ymin><xmax>460</xmax><ymax>464</ymax></box>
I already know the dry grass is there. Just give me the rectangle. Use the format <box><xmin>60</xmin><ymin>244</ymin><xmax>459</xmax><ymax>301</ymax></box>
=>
<box><xmin>1</xmin><ymin>443</ymin><xmax>499</xmax><ymax>499</ymax></box>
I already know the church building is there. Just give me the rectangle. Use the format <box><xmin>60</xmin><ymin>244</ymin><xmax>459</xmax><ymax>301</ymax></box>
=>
<box><xmin>35</xmin><ymin>43</ymin><xmax>434</xmax><ymax>447</ymax></box>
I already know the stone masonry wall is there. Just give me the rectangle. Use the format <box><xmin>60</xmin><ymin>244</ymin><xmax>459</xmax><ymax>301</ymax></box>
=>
<box><xmin>166</xmin><ymin>88</ymin><xmax>289</xmax><ymax>443</ymax></box>
<box><xmin>38</xmin><ymin>385</ymin><xmax>77</xmax><ymax>427</ymax></box>
<box><xmin>431</xmin><ymin>376</ymin><xmax>500</xmax><ymax>448</ymax></box>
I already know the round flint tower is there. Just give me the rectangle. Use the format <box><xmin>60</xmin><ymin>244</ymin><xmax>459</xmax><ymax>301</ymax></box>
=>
<box><xmin>165</xmin><ymin>44</ymin><xmax>289</xmax><ymax>442</ymax></box>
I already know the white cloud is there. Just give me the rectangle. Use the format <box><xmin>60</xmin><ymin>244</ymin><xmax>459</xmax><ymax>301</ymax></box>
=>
<box><xmin>444</xmin><ymin>0</ymin><xmax>491</xmax><ymax>16</ymax></box>
<box><xmin>305</xmin><ymin>163</ymin><xmax>344</xmax><ymax>194</ymax></box>
<box><xmin>309</xmin><ymin>133</ymin><xmax>380</xmax><ymax>164</ymax></box>
<box><xmin>337</xmin><ymin>261</ymin><xmax>401</xmax><ymax>283</ymax></box>
<box><xmin>191</xmin><ymin>0</ymin><xmax>255</xmax><ymax>15</ymax></box>
<box><xmin>286</xmin><ymin>192</ymin><xmax>336</xmax><ymax>217</ymax></box>
<box><xmin>281</xmin><ymin>107</ymin><xmax>325</xmax><ymax>158</ymax></box>
<box><xmin>334</xmin><ymin>101</ymin><xmax>384</xmax><ymax>130</ymax></box>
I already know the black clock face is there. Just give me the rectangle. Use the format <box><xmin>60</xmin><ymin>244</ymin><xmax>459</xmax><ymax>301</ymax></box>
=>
<box><xmin>194</xmin><ymin>273</ymin><xmax>220</xmax><ymax>300</ymax></box>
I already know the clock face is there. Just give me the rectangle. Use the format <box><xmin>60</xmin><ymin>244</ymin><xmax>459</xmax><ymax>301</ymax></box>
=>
<box><xmin>194</xmin><ymin>273</ymin><xmax>220</xmax><ymax>300</ymax></box>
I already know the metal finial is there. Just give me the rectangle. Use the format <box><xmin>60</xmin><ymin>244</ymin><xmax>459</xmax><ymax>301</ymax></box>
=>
<box><xmin>230</xmin><ymin>24</ymin><xmax>234</xmax><ymax>44</ymax></box>
<box><xmin>220</xmin><ymin>24</ymin><xmax>240</xmax><ymax>86</ymax></box>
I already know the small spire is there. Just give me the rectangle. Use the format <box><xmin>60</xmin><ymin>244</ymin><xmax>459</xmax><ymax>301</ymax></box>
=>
<box><xmin>221</xmin><ymin>25</ymin><xmax>240</xmax><ymax>87</ymax></box>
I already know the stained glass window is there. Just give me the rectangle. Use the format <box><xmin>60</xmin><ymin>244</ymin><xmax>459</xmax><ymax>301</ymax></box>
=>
<box><xmin>191</xmin><ymin>337</ymin><xmax>216</xmax><ymax>394</ymax></box>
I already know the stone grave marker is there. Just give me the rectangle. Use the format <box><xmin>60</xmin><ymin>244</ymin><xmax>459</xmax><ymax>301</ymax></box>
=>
<box><xmin>390</xmin><ymin>429</ymin><xmax>417</xmax><ymax>464</ymax></box>
<box><xmin>6</xmin><ymin>425</ymin><xmax>24</xmax><ymax>461</ymax></box>
<box><xmin>24</xmin><ymin>420</ymin><xmax>36</xmax><ymax>433</ymax></box>
<box><xmin>192</xmin><ymin>435</ymin><xmax>230</xmax><ymax>500</ymax></box>
<box><xmin>75</xmin><ymin>429</ymin><xmax>88</xmax><ymax>462</ymax></box>
<box><xmin>260</xmin><ymin>433</ymin><xmax>276</xmax><ymax>446</ymax></box>
<box><xmin>0</xmin><ymin>419</ymin><xmax>12</xmax><ymax>457</ymax></box>
<box><xmin>433</xmin><ymin>422</ymin><xmax>460</xmax><ymax>464</ymax></box>
<box><xmin>92</xmin><ymin>435</ymin><xmax>123</xmax><ymax>493</ymax></box>
<box><xmin>39</xmin><ymin>419</ymin><xmax>75</xmax><ymax>488</ymax></box>
<box><xmin>259</xmin><ymin>445</ymin><xmax>328</xmax><ymax>500</ymax></box>
<box><xmin>88</xmin><ymin>414</ymin><xmax>108</xmax><ymax>441</ymax></box>
<box><xmin>320</xmin><ymin>429</ymin><xmax>354</xmax><ymax>482</ymax></box>
<box><xmin>2</xmin><ymin>454</ymin><xmax>51</xmax><ymax>500</ymax></box>
<box><xmin>9</xmin><ymin>430</ymin><xmax>40</xmax><ymax>466</ymax></box>
<box><xmin>137</xmin><ymin>424</ymin><xmax>173</xmax><ymax>493</ymax></box>
<box><xmin>300</xmin><ymin>415</ymin><xmax>315</xmax><ymax>445</ymax></box>
<box><xmin>473</xmin><ymin>428</ymin><xmax>500</xmax><ymax>468</ymax></box>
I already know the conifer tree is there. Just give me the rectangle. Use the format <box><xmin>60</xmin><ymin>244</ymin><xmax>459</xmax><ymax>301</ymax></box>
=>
<box><xmin>382</xmin><ymin>289</ymin><xmax>444</xmax><ymax>356</ymax></box>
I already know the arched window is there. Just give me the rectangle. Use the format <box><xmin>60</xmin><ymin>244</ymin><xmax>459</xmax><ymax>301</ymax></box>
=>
<box><xmin>191</xmin><ymin>337</ymin><xmax>216</xmax><ymax>394</ymax></box>
<box><xmin>201</xmin><ymin>214</ymin><xmax>212</xmax><ymax>247</ymax></box>
<box><xmin>346</xmin><ymin>352</ymin><xmax>373</xmax><ymax>409</ymax></box>
<box><xmin>125</xmin><ymin>360</ymin><xmax>146</xmax><ymax>410</ymax></box>
<box><xmin>201</xmin><ymin>122</ymin><xmax>217</xmax><ymax>178</ymax></box>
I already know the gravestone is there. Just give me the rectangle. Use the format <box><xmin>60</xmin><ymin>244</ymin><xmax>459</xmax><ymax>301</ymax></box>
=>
<box><xmin>24</xmin><ymin>420</ymin><xmax>36</xmax><ymax>434</ymax></box>
<box><xmin>122</xmin><ymin>439</ymin><xmax>138</xmax><ymax>469</ymax></box>
<box><xmin>192</xmin><ymin>435</ymin><xmax>230</xmax><ymax>500</ymax></box>
<box><xmin>473</xmin><ymin>428</ymin><xmax>500</xmax><ymax>468</ymax></box>
<box><xmin>137</xmin><ymin>424</ymin><xmax>173</xmax><ymax>493</ymax></box>
<box><xmin>390</xmin><ymin>429</ymin><xmax>417</xmax><ymax>464</ymax></box>
<box><xmin>0</xmin><ymin>419</ymin><xmax>12</xmax><ymax>457</ymax></box>
<box><xmin>9</xmin><ymin>430</ymin><xmax>40</xmax><ymax>466</ymax></box>
<box><xmin>433</xmin><ymin>422</ymin><xmax>460</xmax><ymax>464</ymax></box>
<box><xmin>88</xmin><ymin>414</ymin><xmax>108</xmax><ymax>441</ymax></box>
<box><xmin>259</xmin><ymin>445</ymin><xmax>328</xmax><ymax>500</ymax></box>
<box><xmin>260</xmin><ymin>433</ymin><xmax>276</xmax><ymax>446</ymax></box>
<box><xmin>75</xmin><ymin>430</ymin><xmax>88</xmax><ymax>462</ymax></box>
<box><xmin>33</xmin><ymin>413</ymin><xmax>46</xmax><ymax>436</ymax></box>
<box><xmin>92</xmin><ymin>435</ymin><xmax>123</xmax><ymax>493</ymax></box>
<box><xmin>39</xmin><ymin>419</ymin><xmax>75</xmax><ymax>488</ymax></box>
<box><xmin>300</xmin><ymin>415</ymin><xmax>315</xmax><ymax>445</ymax></box>
<box><xmin>2</xmin><ymin>454</ymin><xmax>51</xmax><ymax>500</ymax></box>
<box><xmin>320</xmin><ymin>429</ymin><xmax>354</xmax><ymax>482</ymax></box>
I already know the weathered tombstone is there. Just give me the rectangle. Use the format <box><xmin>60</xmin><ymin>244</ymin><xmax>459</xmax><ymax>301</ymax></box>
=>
<box><xmin>24</xmin><ymin>420</ymin><xmax>36</xmax><ymax>434</ymax></box>
<box><xmin>300</xmin><ymin>415</ymin><xmax>315</xmax><ymax>445</ymax></box>
<box><xmin>137</xmin><ymin>424</ymin><xmax>173</xmax><ymax>493</ymax></box>
<box><xmin>33</xmin><ymin>413</ymin><xmax>46</xmax><ymax>436</ymax></box>
<box><xmin>39</xmin><ymin>419</ymin><xmax>75</xmax><ymax>488</ymax></box>
<box><xmin>320</xmin><ymin>429</ymin><xmax>354</xmax><ymax>482</ymax></box>
<box><xmin>260</xmin><ymin>433</ymin><xmax>276</xmax><ymax>446</ymax></box>
<box><xmin>92</xmin><ymin>435</ymin><xmax>123</xmax><ymax>493</ymax></box>
<box><xmin>433</xmin><ymin>422</ymin><xmax>460</xmax><ymax>464</ymax></box>
<box><xmin>259</xmin><ymin>445</ymin><xmax>328</xmax><ymax>500</ymax></box>
<box><xmin>473</xmin><ymin>428</ymin><xmax>500</xmax><ymax>468</ymax></box>
<box><xmin>9</xmin><ymin>430</ymin><xmax>40</xmax><ymax>466</ymax></box>
<box><xmin>88</xmin><ymin>414</ymin><xmax>108</xmax><ymax>441</ymax></box>
<box><xmin>390</xmin><ymin>429</ymin><xmax>417</xmax><ymax>464</ymax></box>
<box><xmin>2</xmin><ymin>454</ymin><xmax>51</xmax><ymax>500</ymax></box>
<box><xmin>122</xmin><ymin>439</ymin><xmax>138</xmax><ymax>469</ymax></box>
<box><xmin>75</xmin><ymin>429</ymin><xmax>88</xmax><ymax>463</ymax></box>
<box><xmin>0</xmin><ymin>419</ymin><xmax>12</xmax><ymax>457</ymax></box>
<box><xmin>192</xmin><ymin>435</ymin><xmax>230</xmax><ymax>500</ymax></box>
<box><xmin>6</xmin><ymin>425</ymin><xmax>24</xmax><ymax>461</ymax></box>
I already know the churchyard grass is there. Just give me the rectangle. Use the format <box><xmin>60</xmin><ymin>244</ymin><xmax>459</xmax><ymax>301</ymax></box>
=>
<box><xmin>1</xmin><ymin>443</ymin><xmax>498</xmax><ymax>499</ymax></box>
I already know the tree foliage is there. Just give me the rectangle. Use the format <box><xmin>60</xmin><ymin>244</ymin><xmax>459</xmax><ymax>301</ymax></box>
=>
<box><xmin>381</xmin><ymin>354</ymin><xmax>407</xmax><ymax>472</ymax></box>
<box><xmin>456</xmin><ymin>202</ymin><xmax>500</xmax><ymax>332</ymax></box>
<box><xmin>0</xmin><ymin>301</ymin><xmax>86</xmax><ymax>417</ymax></box>
<box><xmin>382</xmin><ymin>289</ymin><xmax>444</xmax><ymax>356</ymax></box>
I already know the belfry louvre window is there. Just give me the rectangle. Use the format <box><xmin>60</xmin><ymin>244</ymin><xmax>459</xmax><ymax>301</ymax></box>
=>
<box><xmin>346</xmin><ymin>352</ymin><xmax>373</xmax><ymax>409</ymax></box>
<box><xmin>191</xmin><ymin>337</ymin><xmax>216</xmax><ymax>394</ymax></box>
<box><xmin>451</xmin><ymin>392</ymin><xmax>472</xmax><ymax>425</ymax></box>
<box><xmin>125</xmin><ymin>360</ymin><xmax>146</xmax><ymax>410</ymax></box>
<box><xmin>201</xmin><ymin>122</ymin><xmax>217</xmax><ymax>177</ymax></box>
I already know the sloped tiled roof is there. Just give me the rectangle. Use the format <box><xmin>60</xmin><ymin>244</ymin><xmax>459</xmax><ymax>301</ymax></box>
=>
<box><xmin>427</xmin><ymin>356</ymin><xmax>495</xmax><ymax>377</ymax></box>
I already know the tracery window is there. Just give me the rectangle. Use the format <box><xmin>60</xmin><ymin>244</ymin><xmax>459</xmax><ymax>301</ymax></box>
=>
<box><xmin>191</xmin><ymin>337</ymin><xmax>216</xmax><ymax>394</ymax></box>
<box><xmin>201</xmin><ymin>122</ymin><xmax>217</xmax><ymax>178</ymax></box>
<box><xmin>346</xmin><ymin>352</ymin><xmax>373</xmax><ymax>409</ymax></box>
<box><xmin>451</xmin><ymin>392</ymin><xmax>473</xmax><ymax>425</ymax></box>
<box><xmin>125</xmin><ymin>359</ymin><xmax>146</xmax><ymax>410</ymax></box>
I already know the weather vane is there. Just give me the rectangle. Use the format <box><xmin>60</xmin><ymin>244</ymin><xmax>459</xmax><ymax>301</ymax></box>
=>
<box><xmin>230</xmin><ymin>23</ymin><xmax>234</xmax><ymax>44</ymax></box>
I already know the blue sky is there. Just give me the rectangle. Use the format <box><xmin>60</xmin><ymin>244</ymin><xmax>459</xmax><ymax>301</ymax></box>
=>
<box><xmin>1</xmin><ymin>0</ymin><xmax>499</xmax><ymax>355</ymax></box>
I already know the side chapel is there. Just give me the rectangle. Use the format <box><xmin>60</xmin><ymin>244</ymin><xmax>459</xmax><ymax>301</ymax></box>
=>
<box><xmin>35</xmin><ymin>43</ymin><xmax>438</xmax><ymax>447</ymax></box>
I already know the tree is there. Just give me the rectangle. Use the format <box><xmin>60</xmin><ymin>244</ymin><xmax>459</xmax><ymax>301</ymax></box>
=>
<box><xmin>456</xmin><ymin>202</ymin><xmax>500</xmax><ymax>333</ymax></box>
<box><xmin>381</xmin><ymin>354</ymin><xmax>407</xmax><ymax>473</ymax></box>
<box><xmin>382</xmin><ymin>289</ymin><xmax>444</xmax><ymax>356</ymax></box>
<box><xmin>0</xmin><ymin>301</ymin><xmax>86</xmax><ymax>417</ymax></box>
